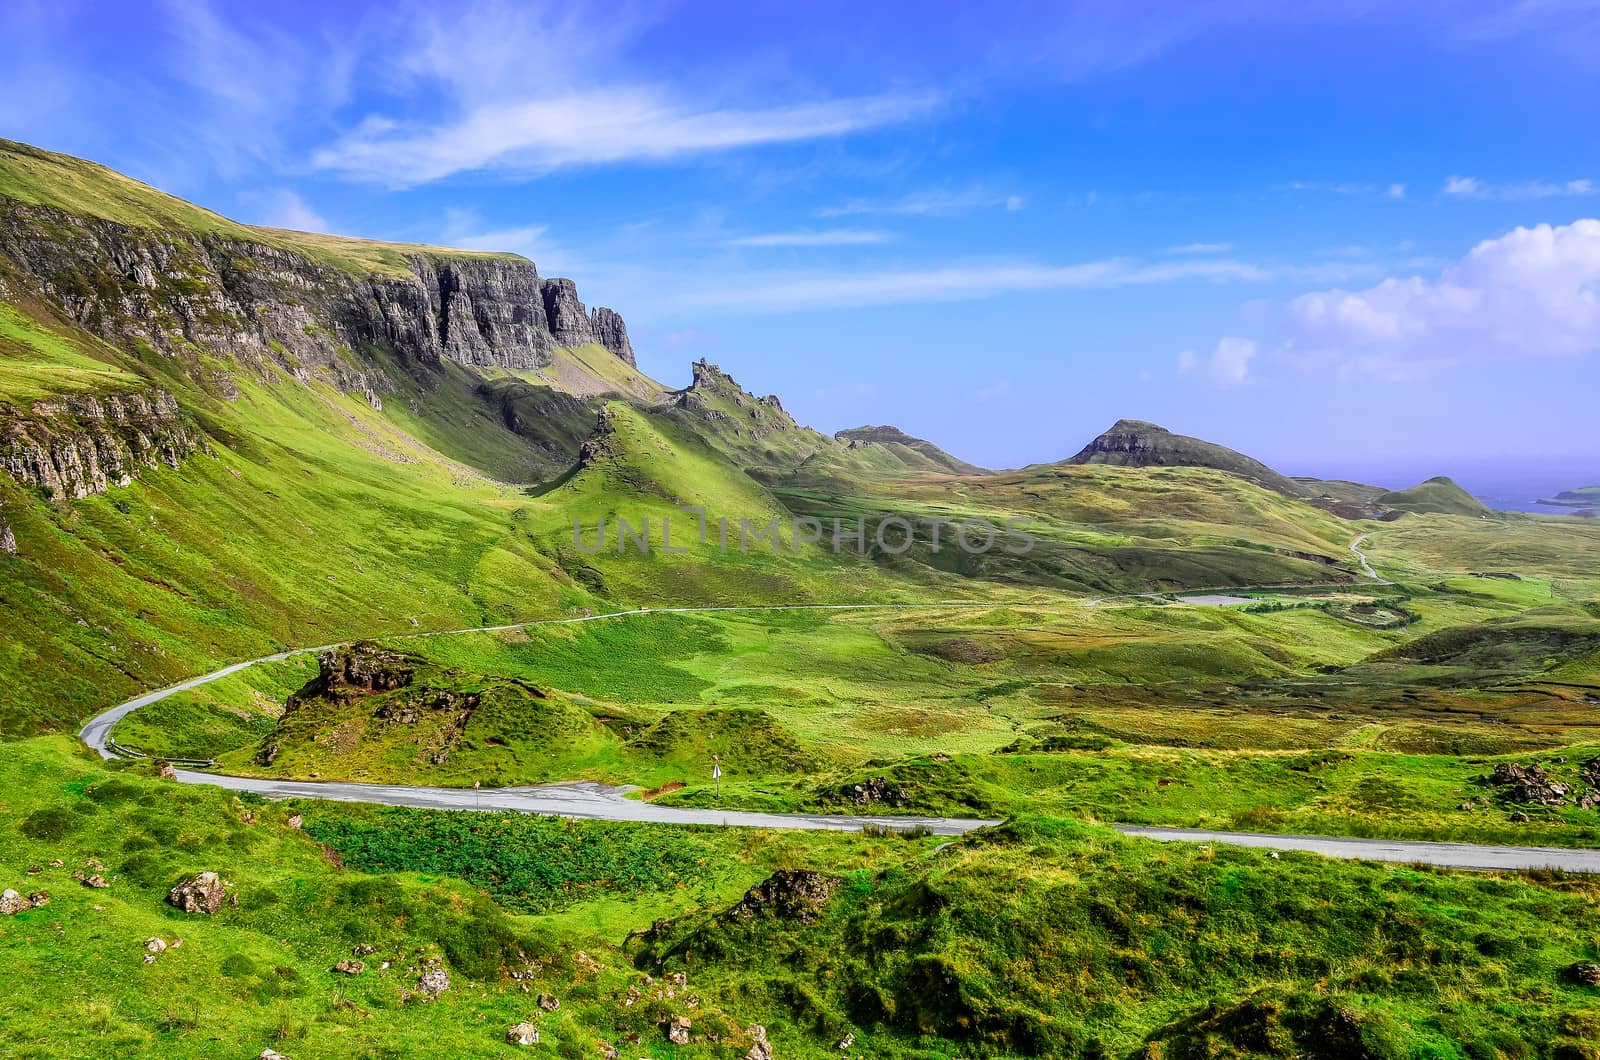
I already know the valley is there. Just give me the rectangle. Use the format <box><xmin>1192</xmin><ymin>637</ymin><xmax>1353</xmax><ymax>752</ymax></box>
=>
<box><xmin>4</xmin><ymin>139</ymin><xmax>1600</xmax><ymax>1058</ymax></box>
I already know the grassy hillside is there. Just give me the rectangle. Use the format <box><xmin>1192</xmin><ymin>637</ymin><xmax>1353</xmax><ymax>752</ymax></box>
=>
<box><xmin>0</xmin><ymin>139</ymin><xmax>525</xmax><ymax>278</ymax></box>
<box><xmin>1378</xmin><ymin>476</ymin><xmax>1492</xmax><ymax>517</ymax></box>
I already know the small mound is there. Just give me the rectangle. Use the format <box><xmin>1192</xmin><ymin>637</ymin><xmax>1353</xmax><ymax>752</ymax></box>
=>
<box><xmin>624</xmin><ymin>707</ymin><xmax>820</xmax><ymax>775</ymax></box>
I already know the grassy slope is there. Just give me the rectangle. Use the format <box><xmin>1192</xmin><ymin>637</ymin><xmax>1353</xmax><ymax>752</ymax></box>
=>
<box><xmin>0</xmin><ymin>139</ymin><xmax>524</xmax><ymax>278</ymax></box>
<box><xmin>634</xmin><ymin>816</ymin><xmax>1600</xmax><ymax>1058</ymax></box>
<box><xmin>1377</xmin><ymin>476</ymin><xmax>1492</xmax><ymax>517</ymax></box>
<box><xmin>0</xmin><ymin>738</ymin><xmax>925</xmax><ymax>1059</ymax></box>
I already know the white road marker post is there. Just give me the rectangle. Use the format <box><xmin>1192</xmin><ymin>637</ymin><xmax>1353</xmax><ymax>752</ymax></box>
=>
<box><xmin>712</xmin><ymin>754</ymin><xmax>722</xmax><ymax>800</ymax></box>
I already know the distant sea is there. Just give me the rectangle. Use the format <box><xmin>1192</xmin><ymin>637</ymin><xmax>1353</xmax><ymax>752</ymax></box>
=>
<box><xmin>1285</xmin><ymin>457</ymin><xmax>1600</xmax><ymax>516</ymax></box>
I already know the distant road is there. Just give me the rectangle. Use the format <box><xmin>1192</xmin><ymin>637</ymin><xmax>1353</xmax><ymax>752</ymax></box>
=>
<box><xmin>1117</xmin><ymin>826</ymin><xmax>1600</xmax><ymax>873</ymax></box>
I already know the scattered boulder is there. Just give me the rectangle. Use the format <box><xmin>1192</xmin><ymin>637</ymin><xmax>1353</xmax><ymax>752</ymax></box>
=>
<box><xmin>1485</xmin><ymin>763</ymin><xmax>1571</xmax><ymax>805</ymax></box>
<box><xmin>167</xmin><ymin>871</ymin><xmax>227</xmax><ymax>913</ymax></box>
<box><xmin>506</xmin><ymin>1022</ymin><xmax>540</xmax><ymax>1046</ymax></box>
<box><xmin>286</xmin><ymin>813</ymin><xmax>302</xmax><ymax>830</ymax></box>
<box><xmin>27</xmin><ymin>891</ymin><xmax>48</xmax><ymax>907</ymax></box>
<box><xmin>745</xmin><ymin>1024</ymin><xmax>773</xmax><ymax>1060</ymax></box>
<box><xmin>145</xmin><ymin>937</ymin><xmax>167</xmax><ymax>954</ymax></box>
<box><xmin>729</xmin><ymin>870</ymin><xmax>841</xmax><ymax>925</ymax></box>
<box><xmin>1571</xmin><ymin>961</ymin><xmax>1600</xmax><ymax>986</ymax></box>
<box><xmin>837</xmin><ymin>776</ymin><xmax>911</xmax><ymax>808</ymax></box>
<box><xmin>259</xmin><ymin>1050</ymin><xmax>288</xmax><ymax>1060</ymax></box>
<box><xmin>416</xmin><ymin>963</ymin><xmax>450</xmax><ymax>999</ymax></box>
<box><xmin>157</xmin><ymin>762</ymin><xmax>178</xmax><ymax>781</ymax></box>
<box><xmin>667</xmin><ymin>1015</ymin><xmax>691</xmax><ymax>1045</ymax></box>
<box><xmin>538</xmin><ymin>993</ymin><xmax>559</xmax><ymax>1011</ymax></box>
<box><xmin>334</xmin><ymin>960</ymin><xmax>364</xmax><ymax>975</ymax></box>
<box><xmin>0</xmin><ymin>889</ymin><xmax>31</xmax><ymax>915</ymax></box>
<box><xmin>352</xmin><ymin>943</ymin><xmax>377</xmax><ymax>956</ymax></box>
<box><xmin>837</xmin><ymin>1031</ymin><xmax>855</xmax><ymax>1050</ymax></box>
<box><xmin>72</xmin><ymin>871</ymin><xmax>109</xmax><ymax>889</ymax></box>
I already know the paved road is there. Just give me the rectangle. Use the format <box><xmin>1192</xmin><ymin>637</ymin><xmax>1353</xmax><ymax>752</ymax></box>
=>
<box><xmin>79</xmin><ymin>601</ymin><xmax>1600</xmax><ymax>869</ymax></box>
<box><xmin>171</xmin><ymin>769</ymin><xmax>1000</xmax><ymax>835</ymax></box>
<box><xmin>1118</xmin><ymin>826</ymin><xmax>1600</xmax><ymax>872</ymax></box>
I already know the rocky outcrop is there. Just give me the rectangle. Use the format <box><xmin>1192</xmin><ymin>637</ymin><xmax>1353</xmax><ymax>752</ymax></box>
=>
<box><xmin>728</xmin><ymin>869</ymin><xmax>840</xmax><ymax>925</ymax></box>
<box><xmin>539</xmin><ymin>278</ymin><xmax>593</xmax><ymax>347</ymax></box>
<box><xmin>0</xmin><ymin>199</ymin><xmax>635</xmax><ymax>392</ymax></box>
<box><xmin>167</xmin><ymin>871</ymin><xmax>227</xmax><ymax>913</ymax></box>
<box><xmin>0</xmin><ymin>515</ymin><xmax>14</xmax><ymax>554</ymax></box>
<box><xmin>0</xmin><ymin>388</ymin><xmax>199</xmax><ymax>499</ymax></box>
<box><xmin>588</xmin><ymin>306</ymin><xmax>635</xmax><ymax>366</ymax></box>
<box><xmin>290</xmin><ymin>643</ymin><xmax>417</xmax><ymax>705</ymax></box>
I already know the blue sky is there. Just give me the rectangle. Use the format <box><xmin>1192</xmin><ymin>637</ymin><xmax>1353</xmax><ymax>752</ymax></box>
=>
<box><xmin>6</xmin><ymin>0</ymin><xmax>1600</xmax><ymax>483</ymax></box>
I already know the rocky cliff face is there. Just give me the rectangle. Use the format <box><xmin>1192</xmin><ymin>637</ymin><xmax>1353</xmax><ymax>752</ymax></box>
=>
<box><xmin>0</xmin><ymin>200</ymin><xmax>634</xmax><ymax>392</ymax></box>
<box><xmin>587</xmin><ymin>306</ymin><xmax>635</xmax><ymax>367</ymax></box>
<box><xmin>0</xmin><ymin>387</ymin><xmax>200</xmax><ymax>500</ymax></box>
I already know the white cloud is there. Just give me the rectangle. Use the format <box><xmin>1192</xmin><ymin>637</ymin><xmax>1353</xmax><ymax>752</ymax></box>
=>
<box><xmin>314</xmin><ymin>89</ymin><xmax>940</xmax><ymax>185</ymax></box>
<box><xmin>1193</xmin><ymin>219</ymin><xmax>1600</xmax><ymax>381</ymax></box>
<box><xmin>1165</xmin><ymin>242</ymin><xmax>1233</xmax><ymax>255</ymax></box>
<box><xmin>672</xmin><ymin>256</ymin><xmax>1374</xmax><ymax>314</ymax></box>
<box><xmin>815</xmin><ymin>188</ymin><xmax>1023</xmax><ymax>218</ymax></box>
<box><xmin>243</xmin><ymin>188</ymin><xmax>330</xmax><ymax>232</ymax></box>
<box><xmin>1178</xmin><ymin>337</ymin><xmax>1256</xmax><ymax>386</ymax></box>
<box><xmin>1442</xmin><ymin>175</ymin><xmax>1596</xmax><ymax>200</ymax></box>
<box><xmin>723</xmin><ymin>229</ymin><xmax>894</xmax><ymax>248</ymax></box>
<box><xmin>974</xmin><ymin>380</ymin><xmax>1012</xmax><ymax>401</ymax></box>
<box><xmin>1386</xmin><ymin>183</ymin><xmax>1406</xmax><ymax>199</ymax></box>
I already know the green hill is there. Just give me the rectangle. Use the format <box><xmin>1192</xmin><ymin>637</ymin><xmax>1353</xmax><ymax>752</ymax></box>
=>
<box><xmin>1066</xmin><ymin>418</ymin><xmax>1310</xmax><ymax>496</ymax></box>
<box><xmin>834</xmin><ymin>424</ymin><xmax>989</xmax><ymax>475</ymax></box>
<box><xmin>1376</xmin><ymin>476</ymin><xmax>1491</xmax><ymax>517</ymax></box>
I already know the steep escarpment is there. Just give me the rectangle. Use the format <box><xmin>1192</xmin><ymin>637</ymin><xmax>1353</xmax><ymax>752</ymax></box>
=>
<box><xmin>1</xmin><ymin>386</ymin><xmax>199</xmax><ymax>499</ymax></box>
<box><xmin>1068</xmin><ymin>419</ymin><xmax>1308</xmax><ymax>497</ymax></box>
<box><xmin>0</xmin><ymin>140</ymin><xmax>634</xmax><ymax>396</ymax></box>
<box><xmin>0</xmin><ymin>199</ymin><xmax>631</xmax><ymax>385</ymax></box>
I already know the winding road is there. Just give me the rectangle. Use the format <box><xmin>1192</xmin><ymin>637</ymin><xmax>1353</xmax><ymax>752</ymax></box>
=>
<box><xmin>78</xmin><ymin>599</ymin><xmax>1600</xmax><ymax>871</ymax></box>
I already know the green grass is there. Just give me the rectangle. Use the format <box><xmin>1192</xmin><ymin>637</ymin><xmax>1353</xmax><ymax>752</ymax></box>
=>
<box><xmin>632</xmin><ymin>816</ymin><xmax>1600</xmax><ymax>1058</ymax></box>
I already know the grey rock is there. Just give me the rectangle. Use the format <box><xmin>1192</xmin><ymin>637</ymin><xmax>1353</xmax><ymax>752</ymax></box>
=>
<box><xmin>589</xmin><ymin>306</ymin><xmax>635</xmax><ymax>366</ymax></box>
<box><xmin>506</xmin><ymin>1022</ymin><xmax>540</xmax><ymax>1046</ymax></box>
<box><xmin>745</xmin><ymin>1024</ymin><xmax>774</xmax><ymax>1060</ymax></box>
<box><xmin>539</xmin><ymin>278</ymin><xmax>593</xmax><ymax>347</ymax></box>
<box><xmin>0</xmin><ymin>200</ymin><xmax>635</xmax><ymax>401</ymax></box>
<box><xmin>0</xmin><ymin>388</ymin><xmax>200</xmax><ymax>500</ymax></box>
<box><xmin>167</xmin><ymin>871</ymin><xmax>226</xmax><ymax>914</ymax></box>
<box><xmin>416</xmin><ymin>962</ymin><xmax>450</xmax><ymax>999</ymax></box>
<box><xmin>0</xmin><ymin>515</ymin><xmax>14</xmax><ymax>555</ymax></box>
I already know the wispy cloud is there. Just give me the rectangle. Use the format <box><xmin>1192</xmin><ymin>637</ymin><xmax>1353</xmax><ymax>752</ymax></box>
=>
<box><xmin>673</xmin><ymin>256</ymin><xmax>1376</xmax><ymax>314</ymax></box>
<box><xmin>1442</xmin><ymin>175</ymin><xmax>1596</xmax><ymax>200</ymax></box>
<box><xmin>723</xmin><ymin>229</ymin><xmax>895</xmax><ymax>248</ymax></box>
<box><xmin>315</xmin><ymin>90</ymin><xmax>942</xmax><ymax>185</ymax></box>
<box><xmin>1286</xmin><ymin>180</ymin><xmax>1407</xmax><ymax>198</ymax></box>
<box><xmin>1165</xmin><ymin>242</ymin><xmax>1233</xmax><ymax>255</ymax></box>
<box><xmin>815</xmin><ymin>188</ymin><xmax>1023</xmax><ymax>218</ymax></box>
